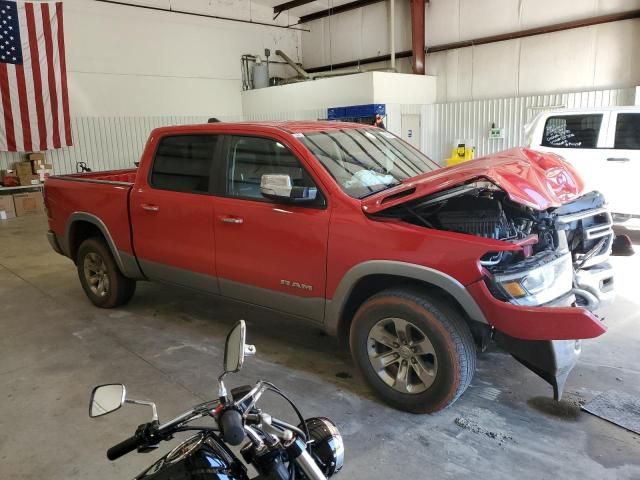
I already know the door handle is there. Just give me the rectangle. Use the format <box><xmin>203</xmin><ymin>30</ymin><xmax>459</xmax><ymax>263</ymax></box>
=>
<box><xmin>141</xmin><ymin>203</ymin><xmax>160</xmax><ymax>212</ymax></box>
<box><xmin>607</xmin><ymin>157</ymin><xmax>630</xmax><ymax>162</ymax></box>
<box><xmin>220</xmin><ymin>216</ymin><xmax>244</xmax><ymax>225</ymax></box>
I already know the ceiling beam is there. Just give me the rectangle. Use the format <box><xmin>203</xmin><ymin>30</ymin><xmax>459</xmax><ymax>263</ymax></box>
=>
<box><xmin>299</xmin><ymin>0</ymin><xmax>384</xmax><ymax>23</ymax></box>
<box><xmin>273</xmin><ymin>0</ymin><xmax>318</xmax><ymax>17</ymax></box>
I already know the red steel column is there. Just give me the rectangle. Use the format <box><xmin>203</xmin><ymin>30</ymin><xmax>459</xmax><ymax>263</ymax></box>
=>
<box><xmin>410</xmin><ymin>0</ymin><xmax>426</xmax><ymax>74</ymax></box>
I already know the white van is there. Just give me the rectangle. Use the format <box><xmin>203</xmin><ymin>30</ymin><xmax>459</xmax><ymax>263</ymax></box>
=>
<box><xmin>526</xmin><ymin>106</ymin><xmax>640</xmax><ymax>219</ymax></box>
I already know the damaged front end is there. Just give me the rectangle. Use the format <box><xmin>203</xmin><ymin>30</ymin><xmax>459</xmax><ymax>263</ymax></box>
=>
<box><xmin>375</xmin><ymin>182</ymin><xmax>619</xmax><ymax>400</ymax></box>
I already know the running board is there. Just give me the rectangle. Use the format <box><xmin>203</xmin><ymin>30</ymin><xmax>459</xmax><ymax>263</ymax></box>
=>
<box><xmin>494</xmin><ymin>332</ymin><xmax>582</xmax><ymax>400</ymax></box>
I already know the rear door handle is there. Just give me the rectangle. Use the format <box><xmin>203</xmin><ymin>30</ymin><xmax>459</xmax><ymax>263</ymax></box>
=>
<box><xmin>607</xmin><ymin>157</ymin><xmax>630</xmax><ymax>162</ymax></box>
<box><xmin>141</xmin><ymin>203</ymin><xmax>160</xmax><ymax>212</ymax></box>
<box><xmin>220</xmin><ymin>216</ymin><xmax>244</xmax><ymax>225</ymax></box>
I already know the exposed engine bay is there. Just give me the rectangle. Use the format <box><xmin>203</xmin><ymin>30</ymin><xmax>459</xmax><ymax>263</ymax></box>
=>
<box><xmin>377</xmin><ymin>183</ymin><xmax>616</xmax><ymax>311</ymax></box>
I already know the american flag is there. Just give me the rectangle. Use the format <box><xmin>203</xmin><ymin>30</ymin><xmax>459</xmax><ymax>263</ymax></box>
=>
<box><xmin>0</xmin><ymin>0</ymin><xmax>71</xmax><ymax>152</ymax></box>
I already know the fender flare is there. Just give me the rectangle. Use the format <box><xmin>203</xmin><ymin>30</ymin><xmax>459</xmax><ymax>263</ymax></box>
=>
<box><xmin>65</xmin><ymin>212</ymin><xmax>144</xmax><ymax>279</ymax></box>
<box><xmin>324</xmin><ymin>260</ymin><xmax>488</xmax><ymax>336</ymax></box>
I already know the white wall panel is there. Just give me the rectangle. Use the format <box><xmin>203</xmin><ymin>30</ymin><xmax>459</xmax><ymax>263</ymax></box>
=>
<box><xmin>243</xmin><ymin>109</ymin><xmax>328</xmax><ymax>121</ymax></box>
<box><xmin>423</xmin><ymin>88</ymin><xmax>635</xmax><ymax>164</ymax></box>
<box><xmin>63</xmin><ymin>0</ymin><xmax>301</xmax><ymax>117</ymax></box>
<box><xmin>0</xmin><ymin>115</ymin><xmax>240</xmax><ymax>175</ymax></box>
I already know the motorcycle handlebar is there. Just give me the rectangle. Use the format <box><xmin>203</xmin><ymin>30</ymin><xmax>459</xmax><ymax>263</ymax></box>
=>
<box><xmin>107</xmin><ymin>434</ymin><xmax>142</xmax><ymax>461</ymax></box>
<box><xmin>220</xmin><ymin>408</ymin><xmax>245</xmax><ymax>446</ymax></box>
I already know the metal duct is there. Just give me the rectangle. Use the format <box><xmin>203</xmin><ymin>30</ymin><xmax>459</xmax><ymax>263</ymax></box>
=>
<box><xmin>275</xmin><ymin>50</ymin><xmax>310</xmax><ymax>79</ymax></box>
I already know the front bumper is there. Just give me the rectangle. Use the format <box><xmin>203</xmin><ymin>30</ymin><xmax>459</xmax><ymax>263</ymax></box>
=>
<box><xmin>467</xmin><ymin>280</ymin><xmax>607</xmax><ymax>340</ymax></box>
<box><xmin>573</xmin><ymin>262</ymin><xmax>615</xmax><ymax>310</ymax></box>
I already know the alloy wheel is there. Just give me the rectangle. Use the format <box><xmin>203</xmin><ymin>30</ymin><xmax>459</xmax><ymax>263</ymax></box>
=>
<box><xmin>83</xmin><ymin>252</ymin><xmax>110</xmax><ymax>298</ymax></box>
<box><xmin>366</xmin><ymin>317</ymin><xmax>438</xmax><ymax>394</ymax></box>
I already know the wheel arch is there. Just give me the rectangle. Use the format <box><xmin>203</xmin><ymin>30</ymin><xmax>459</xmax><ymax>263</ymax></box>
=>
<box><xmin>325</xmin><ymin>261</ymin><xmax>488</xmax><ymax>340</ymax></box>
<box><xmin>65</xmin><ymin>212</ymin><xmax>143</xmax><ymax>279</ymax></box>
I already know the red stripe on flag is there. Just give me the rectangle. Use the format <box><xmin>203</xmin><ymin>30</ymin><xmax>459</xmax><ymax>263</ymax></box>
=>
<box><xmin>56</xmin><ymin>2</ymin><xmax>71</xmax><ymax>146</ymax></box>
<box><xmin>25</xmin><ymin>3</ymin><xmax>47</xmax><ymax>151</ymax></box>
<box><xmin>0</xmin><ymin>63</ymin><xmax>17</xmax><ymax>152</ymax></box>
<box><xmin>15</xmin><ymin>65</ymin><xmax>33</xmax><ymax>152</ymax></box>
<box><xmin>41</xmin><ymin>3</ymin><xmax>61</xmax><ymax>149</ymax></box>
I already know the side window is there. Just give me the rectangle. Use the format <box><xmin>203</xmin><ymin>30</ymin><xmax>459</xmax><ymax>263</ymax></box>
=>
<box><xmin>542</xmin><ymin>114</ymin><xmax>603</xmax><ymax>148</ymax></box>
<box><xmin>614</xmin><ymin>113</ymin><xmax>640</xmax><ymax>150</ymax></box>
<box><xmin>227</xmin><ymin>136</ymin><xmax>318</xmax><ymax>201</ymax></box>
<box><xmin>150</xmin><ymin>135</ymin><xmax>218</xmax><ymax>193</ymax></box>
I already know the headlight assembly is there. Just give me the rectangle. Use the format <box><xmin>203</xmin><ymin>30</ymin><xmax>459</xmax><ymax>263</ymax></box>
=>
<box><xmin>493</xmin><ymin>252</ymin><xmax>573</xmax><ymax>306</ymax></box>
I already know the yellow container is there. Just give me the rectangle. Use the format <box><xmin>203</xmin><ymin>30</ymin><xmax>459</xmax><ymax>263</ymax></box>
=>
<box><xmin>445</xmin><ymin>144</ymin><xmax>475</xmax><ymax>167</ymax></box>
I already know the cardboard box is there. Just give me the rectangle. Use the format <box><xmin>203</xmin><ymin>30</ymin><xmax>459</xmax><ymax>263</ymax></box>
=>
<box><xmin>27</xmin><ymin>152</ymin><xmax>45</xmax><ymax>162</ymax></box>
<box><xmin>19</xmin><ymin>174</ymin><xmax>40</xmax><ymax>186</ymax></box>
<box><xmin>13</xmin><ymin>192</ymin><xmax>44</xmax><ymax>216</ymax></box>
<box><xmin>0</xmin><ymin>195</ymin><xmax>16</xmax><ymax>220</ymax></box>
<box><xmin>15</xmin><ymin>161</ymin><xmax>33</xmax><ymax>177</ymax></box>
<box><xmin>30</xmin><ymin>159</ymin><xmax>52</xmax><ymax>172</ymax></box>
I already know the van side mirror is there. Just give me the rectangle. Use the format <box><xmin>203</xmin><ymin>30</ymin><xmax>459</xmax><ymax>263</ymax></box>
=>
<box><xmin>89</xmin><ymin>384</ymin><xmax>126</xmax><ymax>417</ymax></box>
<box><xmin>260</xmin><ymin>174</ymin><xmax>317</xmax><ymax>203</ymax></box>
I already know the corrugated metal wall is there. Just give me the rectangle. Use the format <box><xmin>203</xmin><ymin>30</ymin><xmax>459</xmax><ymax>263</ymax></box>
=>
<box><xmin>2</xmin><ymin>88</ymin><xmax>634</xmax><ymax>175</ymax></box>
<box><xmin>0</xmin><ymin>115</ymin><xmax>239</xmax><ymax>175</ymax></box>
<box><xmin>242</xmin><ymin>108</ymin><xmax>328</xmax><ymax>122</ymax></box>
<box><xmin>423</xmin><ymin>87</ymin><xmax>636</xmax><ymax>164</ymax></box>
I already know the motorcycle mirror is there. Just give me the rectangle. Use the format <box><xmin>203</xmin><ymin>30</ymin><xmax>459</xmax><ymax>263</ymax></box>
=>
<box><xmin>89</xmin><ymin>384</ymin><xmax>126</xmax><ymax>418</ymax></box>
<box><xmin>224</xmin><ymin>320</ymin><xmax>247</xmax><ymax>374</ymax></box>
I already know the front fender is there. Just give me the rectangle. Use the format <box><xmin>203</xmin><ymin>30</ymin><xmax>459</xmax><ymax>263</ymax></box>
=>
<box><xmin>324</xmin><ymin>260</ymin><xmax>488</xmax><ymax>336</ymax></box>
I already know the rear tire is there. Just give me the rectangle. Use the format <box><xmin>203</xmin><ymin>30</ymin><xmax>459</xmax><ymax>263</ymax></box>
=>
<box><xmin>350</xmin><ymin>288</ymin><xmax>476</xmax><ymax>413</ymax></box>
<box><xmin>76</xmin><ymin>237</ymin><xmax>136</xmax><ymax>308</ymax></box>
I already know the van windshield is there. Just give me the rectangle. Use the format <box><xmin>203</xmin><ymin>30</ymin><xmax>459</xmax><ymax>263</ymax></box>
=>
<box><xmin>299</xmin><ymin>128</ymin><xmax>439</xmax><ymax>198</ymax></box>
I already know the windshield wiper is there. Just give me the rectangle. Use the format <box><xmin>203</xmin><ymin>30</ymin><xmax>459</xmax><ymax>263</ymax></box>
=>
<box><xmin>358</xmin><ymin>182</ymin><xmax>402</xmax><ymax>199</ymax></box>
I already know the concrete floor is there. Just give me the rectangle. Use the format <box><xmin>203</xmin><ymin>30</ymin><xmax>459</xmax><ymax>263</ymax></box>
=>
<box><xmin>1</xmin><ymin>214</ymin><xmax>640</xmax><ymax>479</ymax></box>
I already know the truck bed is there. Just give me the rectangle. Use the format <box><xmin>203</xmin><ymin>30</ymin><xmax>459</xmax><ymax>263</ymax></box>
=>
<box><xmin>45</xmin><ymin>168</ymin><xmax>138</xmax><ymax>262</ymax></box>
<box><xmin>53</xmin><ymin>168</ymin><xmax>137</xmax><ymax>184</ymax></box>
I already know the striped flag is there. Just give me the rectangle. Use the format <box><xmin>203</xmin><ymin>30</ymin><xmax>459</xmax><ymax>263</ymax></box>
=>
<box><xmin>0</xmin><ymin>0</ymin><xmax>71</xmax><ymax>152</ymax></box>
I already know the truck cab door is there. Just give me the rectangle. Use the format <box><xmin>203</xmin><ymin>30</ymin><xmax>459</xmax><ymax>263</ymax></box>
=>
<box><xmin>213</xmin><ymin>134</ymin><xmax>330</xmax><ymax>323</ymax></box>
<box><xmin>600</xmin><ymin>110</ymin><xmax>640</xmax><ymax>216</ymax></box>
<box><xmin>130</xmin><ymin>134</ymin><xmax>222</xmax><ymax>293</ymax></box>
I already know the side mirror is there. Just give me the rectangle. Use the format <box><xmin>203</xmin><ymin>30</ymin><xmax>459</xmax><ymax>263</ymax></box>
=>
<box><xmin>260</xmin><ymin>174</ymin><xmax>317</xmax><ymax>203</ymax></box>
<box><xmin>224</xmin><ymin>320</ymin><xmax>247</xmax><ymax>373</ymax></box>
<box><xmin>90</xmin><ymin>384</ymin><xmax>126</xmax><ymax>418</ymax></box>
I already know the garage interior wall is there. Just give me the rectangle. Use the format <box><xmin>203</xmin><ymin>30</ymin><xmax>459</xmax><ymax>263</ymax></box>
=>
<box><xmin>0</xmin><ymin>0</ymin><xmax>301</xmax><ymax>173</ymax></box>
<box><xmin>301</xmin><ymin>0</ymin><xmax>640</xmax><ymax>102</ymax></box>
<box><xmin>423</xmin><ymin>86</ymin><xmax>636</xmax><ymax>163</ymax></box>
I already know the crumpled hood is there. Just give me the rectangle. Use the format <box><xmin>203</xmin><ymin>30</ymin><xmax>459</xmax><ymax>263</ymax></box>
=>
<box><xmin>362</xmin><ymin>148</ymin><xmax>585</xmax><ymax>214</ymax></box>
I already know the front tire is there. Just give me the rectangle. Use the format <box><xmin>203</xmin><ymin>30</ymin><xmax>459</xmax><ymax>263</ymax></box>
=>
<box><xmin>350</xmin><ymin>288</ymin><xmax>476</xmax><ymax>413</ymax></box>
<box><xmin>77</xmin><ymin>237</ymin><xmax>136</xmax><ymax>308</ymax></box>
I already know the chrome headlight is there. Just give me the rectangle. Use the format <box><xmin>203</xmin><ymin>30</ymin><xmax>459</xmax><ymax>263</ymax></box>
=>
<box><xmin>494</xmin><ymin>253</ymin><xmax>573</xmax><ymax>306</ymax></box>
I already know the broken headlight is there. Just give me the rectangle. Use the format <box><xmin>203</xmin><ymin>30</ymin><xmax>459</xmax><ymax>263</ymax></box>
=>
<box><xmin>493</xmin><ymin>252</ymin><xmax>573</xmax><ymax>306</ymax></box>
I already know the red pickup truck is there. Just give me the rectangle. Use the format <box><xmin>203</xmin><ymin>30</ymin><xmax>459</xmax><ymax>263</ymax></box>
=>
<box><xmin>45</xmin><ymin>121</ymin><xmax>617</xmax><ymax>413</ymax></box>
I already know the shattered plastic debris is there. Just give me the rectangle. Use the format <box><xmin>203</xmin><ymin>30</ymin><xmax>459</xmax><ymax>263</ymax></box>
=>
<box><xmin>454</xmin><ymin>416</ymin><xmax>515</xmax><ymax>445</ymax></box>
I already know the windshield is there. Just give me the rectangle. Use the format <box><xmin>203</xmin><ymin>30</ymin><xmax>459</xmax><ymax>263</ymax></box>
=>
<box><xmin>299</xmin><ymin>128</ymin><xmax>439</xmax><ymax>198</ymax></box>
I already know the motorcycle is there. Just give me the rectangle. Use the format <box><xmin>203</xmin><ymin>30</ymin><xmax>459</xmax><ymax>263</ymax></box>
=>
<box><xmin>88</xmin><ymin>320</ymin><xmax>344</xmax><ymax>479</ymax></box>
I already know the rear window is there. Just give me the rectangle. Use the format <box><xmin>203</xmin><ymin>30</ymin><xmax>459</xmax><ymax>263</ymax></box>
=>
<box><xmin>614</xmin><ymin>113</ymin><xmax>640</xmax><ymax>150</ymax></box>
<box><xmin>542</xmin><ymin>114</ymin><xmax>602</xmax><ymax>148</ymax></box>
<box><xmin>150</xmin><ymin>135</ymin><xmax>219</xmax><ymax>193</ymax></box>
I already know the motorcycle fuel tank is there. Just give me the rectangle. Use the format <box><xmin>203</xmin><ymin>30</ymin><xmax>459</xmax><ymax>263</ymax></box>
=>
<box><xmin>136</xmin><ymin>433</ymin><xmax>246</xmax><ymax>480</ymax></box>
